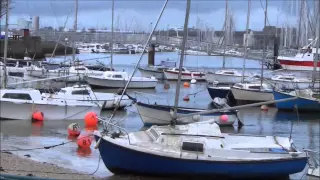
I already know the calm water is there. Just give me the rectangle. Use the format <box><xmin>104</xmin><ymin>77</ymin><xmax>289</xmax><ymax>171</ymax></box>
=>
<box><xmin>1</xmin><ymin>53</ymin><xmax>319</xmax><ymax>179</ymax></box>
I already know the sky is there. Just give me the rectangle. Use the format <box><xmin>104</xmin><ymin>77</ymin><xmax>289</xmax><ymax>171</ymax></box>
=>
<box><xmin>2</xmin><ymin>0</ymin><xmax>301</xmax><ymax>31</ymax></box>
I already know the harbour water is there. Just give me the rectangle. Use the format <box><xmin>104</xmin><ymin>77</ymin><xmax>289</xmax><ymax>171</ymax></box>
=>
<box><xmin>1</xmin><ymin>53</ymin><xmax>319</xmax><ymax>179</ymax></box>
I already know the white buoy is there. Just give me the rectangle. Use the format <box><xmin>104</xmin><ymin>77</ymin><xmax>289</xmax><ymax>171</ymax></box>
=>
<box><xmin>261</xmin><ymin>105</ymin><xmax>268</xmax><ymax>111</ymax></box>
<box><xmin>190</xmin><ymin>79</ymin><xmax>197</xmax><ymax>84</ymax></box>
<box><xmin>192</xmin><ymin>115</ymin><xmax>200</xmax><ymax>122</ymax></box>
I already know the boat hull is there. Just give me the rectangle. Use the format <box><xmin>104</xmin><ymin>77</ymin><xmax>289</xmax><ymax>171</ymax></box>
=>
<box><xmin>278</xmin><ymin>59</ymin><xmax>320</xmax><ymax>71</ymax></box>
<box><xmin>138</xmin><ymin>67</ymin><xmax>164</xmax><ymax>79</ymax></box>
<box><xmin>231</xmin><ymin>87</ymin><xmax>274</xmax><ymax>102</ymax></box>
<box><xmin>95</xmin><ymin>135</ymin><xmax>307</xmax><ymax>177</ymax></box>
<box><xmin>86</xmin><ymin>76</ymin><xmax>157</xmax><ymax>89</ymax></box>
<box><xmin>206</xmin><ymin>73</ymin><xmax>243</xmax><ymax>84</ymax></box>
<box><xmin>273</xmin><ymin>91</ymin><xmax>320</xmax><ymax>111</ymax></box>
<box><xmin>0</xmin><ymin>101</ymin><xmax>101</xmax><ymax>120</ymax></box>
<box><xmin>135</xmin><ymin>102</ymin><xmax>237</xmax><ymax>126</ymax></box>
<box><xmin>164</xmin><ymin>71</ymin><xmax>206</xmax><ymax>81</ymax></box>
<box><xmin>27</xmin><ymin>70</ymin><xmax>103</xmax><ymax>82</ymax></box>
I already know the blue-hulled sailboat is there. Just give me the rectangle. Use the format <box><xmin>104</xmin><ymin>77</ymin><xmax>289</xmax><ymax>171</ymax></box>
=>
<box><xmin>273</xmin><ymin>89</ymin><xmax>320</xmax><ymax>111</ymax></box>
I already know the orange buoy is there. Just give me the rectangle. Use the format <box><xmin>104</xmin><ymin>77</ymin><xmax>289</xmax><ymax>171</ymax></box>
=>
<box><xmin>183</xmin><ymin>82</ymin><xmax>190</xmax><ymax>88</ymax></box>
<box><xmin>77</xmin><ymin>133</ymin><xmax>92</xmax><ymax>148</ymax></box>
<box><xmin>183</xmin><ymin>95</ymin><xmax>190</xmax><ymax>101</ymax></box>
<box><xmin>67</xmin><ymin>123</ymin><xmax>81</xmax><ymax>136</ymax></box>
<box><xmin>32</xmin><ymin>111</ymin><xmax>44</xmax><ymax>121</ymax></box>
<box><xmin>84</xmin><ymin>112</ymin><xmax>98</xmax><ymax>127</ymax></box>
<box><xmin>219</xmin><ymin>115</ymin><xmax>229</xmax><ymax>122</ymax></box>
<box><xmin>261</xmin><ymin>105</ymin><xmax>268</xmax><ymax>111</ymax></box>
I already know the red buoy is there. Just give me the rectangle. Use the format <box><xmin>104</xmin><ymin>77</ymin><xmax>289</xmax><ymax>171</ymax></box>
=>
<box><xmin>77</xmin><ymin>133</ymin><xmax>92</xmax><ymax>148</ymax></box>
<box><xmin>219</xmin><ymin>115</ymin><xmax>229</xmax><ymax>122</ymax></box>
<box><xmin>32</xmin><ymin>111</ymin><xmax>44</xmax><ymax>121</ymax></box>
<box><xmin>183</xmin><ymin>95</ymin><xmax>190</xmax><ymax>101</ymax></box>
<box><xmin>67</xmin><ymin>123</ymin><xmax>81</xmax><ymax>136</ymax></box>
<box><xmin>84</xmin><ymin>112</ymin><xmax>98</xmax><ymax>127</ymax></box>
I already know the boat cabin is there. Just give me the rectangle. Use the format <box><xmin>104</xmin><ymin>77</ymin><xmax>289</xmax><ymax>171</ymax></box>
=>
<box><xmin>0</xmin><ymin>89</ymin><xmax>42</xmax><ymax>101</ymax></box>
<box><xmin>102</xmin><ymin>71</ymin><xmax>129</xmax><ymax>80</ymax></box>
<box><xmin>233</xmin><ymin>83</ymin><xmax>272</xmax><ymax>91</ymax></box>
<box><xmin>215</xmin><ymin>69</ymin><xmax>241</xmax><ymax>76</ymax></box>
<box><xmin>58</xmin><ymin>85</ymin><xmax>92</xmax><ymax>96</ymax></box>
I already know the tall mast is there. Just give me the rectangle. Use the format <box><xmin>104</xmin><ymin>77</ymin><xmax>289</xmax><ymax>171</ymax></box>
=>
<box><xmin>260</xmin><ymin>0</ymin><xmax>267</xmax><ymax>87</ymax></box>
<box><xmin>312</xmin><ymin>0</ymin><xmax>320</xmax><ymax>85</ymax></box>
<box><xmin>173</xmin><ymin>0</ymin><xmax>191</xmax><ymax>120</ymax></box>
<box><xmin>110</xmin><ymin>0</ymin><xmax>114</xmax><ymax>70</ymax></box>
<box><xmin>3</xmin><ymin>0</ymin><xmax>9</xmax><ymax>88</ymax></box>
<box><xmin>222</xmin><ymin>0</ymin><xmax>228</xmax><ymax>69</ymax></box>
<box><xmin>241</xmin><ymin>0</ymin><xmax>251</xmax><ymax>83</ymax></box>
<box><xmin>72</xmin><ymin>0</ymin><xmax>78</xmax><ymax>62</ymax></box>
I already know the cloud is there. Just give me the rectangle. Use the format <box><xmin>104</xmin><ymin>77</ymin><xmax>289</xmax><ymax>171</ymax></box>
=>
<box><xmin>6</xmin><ymin>0</ymin><xmax>297</xmax><ymax>31</ymax></box>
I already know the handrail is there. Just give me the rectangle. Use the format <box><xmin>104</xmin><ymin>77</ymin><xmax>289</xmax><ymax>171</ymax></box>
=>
<box><xmin>98</xmin><ymin>117</ymin><xmax>131</xmax><ymax>144</ymax></box>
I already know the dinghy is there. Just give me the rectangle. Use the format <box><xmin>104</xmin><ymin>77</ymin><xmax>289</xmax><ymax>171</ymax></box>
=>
<box><xmin>0</xmin><ymin>89</ymin><xmax>102</xmax><ymax>120</ymax></box>
<box><xmin>94</xmin><ymin>121</ymin><xmax>307</xmax><ymax>178</ymax></box>
<box><xmin>41</xmin><ymin>85</ymin><xmax>131</xmax><ymax>110</ymax></box>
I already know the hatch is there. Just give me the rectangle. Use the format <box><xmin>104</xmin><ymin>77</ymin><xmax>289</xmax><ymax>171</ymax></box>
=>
<box><xmin>181</xmin><ymin>141</ymin><xmax>204</xmax><ymax>153</ymax></box>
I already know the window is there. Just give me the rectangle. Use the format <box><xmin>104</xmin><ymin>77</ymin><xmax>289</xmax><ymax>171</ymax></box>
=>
<box><xmin>2</xmin><ymin>93</ymin><xmax>32</xmax><ymax>100</ymax></box>
<box><xmin>182</xmin><ymin>142</ymin><xmax>204</xmax><ymax>153</ymax></box>
<box><xmin>281</xmin><ymin>78</ymin><xmax>294</xmax><ymax>81</ymax></box>
<box><xmin>60</xmin><ymin>90</ymin><xmax>67</xmax><ymax>94</ymax></box>
<box><xmin>113</xmin><ymin>75</ymin><xmax>123</xmax><ymax>78</ymax></box>
<box><xmin>71</xmin><ymin>90</ymin><xmax>90</xmax><ymax>95</ymax></box>
<box><xmin>149</xmin><ymin>129</ymin><xmax>159</xmax><ymax>140</ymax></box>
<box><xmin>75</xmin><ymin>68</ymin><xmax>86</xmax><ymax>71</ymax></box>
<box><xmin>248</xmin><ymin>86</ymin><xmax>261</xmax><ymax>90</ymax></box>
<box><xmin>224</xmin><ymin>72</ymin><xmax>234</xmax><ymax>75</ymax></box>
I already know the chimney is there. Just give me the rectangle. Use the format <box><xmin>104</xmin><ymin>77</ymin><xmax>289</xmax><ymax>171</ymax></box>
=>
<box><xmin>148</xmin><ymin>44</ymin><xmax>155</xmax><ymax>66</ymax></box>
<box><xmin>23</xmin><ymin>29</ymin><xmax>30</xmax><ymax>37</ymax></box>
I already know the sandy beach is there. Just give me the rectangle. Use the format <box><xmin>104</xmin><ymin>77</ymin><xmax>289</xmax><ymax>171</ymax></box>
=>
<box><xmin>0</xmin><ymin>152</ymin><xmax>99</xmax><ymax>179</ymax></box>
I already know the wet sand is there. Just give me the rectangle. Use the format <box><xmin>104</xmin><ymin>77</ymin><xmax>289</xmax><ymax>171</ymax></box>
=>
<box><xmin>0</xmin><ymin>152</ymin><xmax>99</xmax><ymax>179</ymax></box>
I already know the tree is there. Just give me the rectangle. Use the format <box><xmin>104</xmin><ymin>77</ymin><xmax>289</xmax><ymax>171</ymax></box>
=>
<box><xmin>58</xmin><ymin>26</ymin><xmax>64</xmax><ymax>32</ymax></box>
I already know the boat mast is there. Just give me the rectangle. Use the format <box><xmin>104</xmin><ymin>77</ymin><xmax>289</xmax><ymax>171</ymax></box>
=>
<box><xmin>173</xmin><ymin>0</ymin><xmax>191</xmax><ymax>120</ymax></box>
<box><xmin>72</xmin><ymin>0</ymin><xmax>78</xmax><ymax>62</ymax></box>
<box><xmin>260</xmin><ymin>0</ymin><xmax>267</xmax><ymax>88</ymax></box>
<box><xmin>110</xmin><ymin>0</ymin><xmax>114</xmax><ymax>70</ymax></box>
<box><xmin>3</xmin><ymin>0</ymin><xmax>9</xmax><ymax>88</ymax></box>
<box><xmin>241</xmin><ymin>0</ymin><xmax>251</xmax><ymax>83</ymax></box>
<box><xmin>222</xmin><ymin>0</ymin><xmax>228</xmax><ymax>68</ymax></box>
<box><xmin>312</xmin><ymin>0</ymin><xmax>319</xmax><ymax>85</ymax></box>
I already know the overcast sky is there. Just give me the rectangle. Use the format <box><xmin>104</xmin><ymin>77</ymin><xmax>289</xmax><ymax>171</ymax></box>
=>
<box><xmin>3</xmin><ymin>0</ymin><xmax>300</xmax><ymax>31</ymax></box>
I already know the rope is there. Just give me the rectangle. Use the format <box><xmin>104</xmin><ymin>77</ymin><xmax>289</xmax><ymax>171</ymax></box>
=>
<box><xmin>0</xmin><ymin>134</ymin><xmax>93</xmax><ymax>152</ymax></box>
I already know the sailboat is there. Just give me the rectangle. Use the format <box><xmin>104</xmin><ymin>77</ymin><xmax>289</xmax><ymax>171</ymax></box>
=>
<box><xmin>85</xmin><ymin>0</ymin><xmax>158</xmax><ymax>89</ymax></box>
<box><xmin>94</xmin><ymin>1</ymin><xmax>308</xmax><ymax>177</ymax></box>
<box><xmin>231</xmin><ymin>0</ymin><xmax>274</xmax><ymax>103</ymax></box>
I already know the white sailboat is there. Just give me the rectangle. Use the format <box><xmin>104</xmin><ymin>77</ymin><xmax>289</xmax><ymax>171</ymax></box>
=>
<box><xmin>231</xmin><ymin>0</ymin><xmax>274</xmax><ymax>103</ymax></box>
<box><xmin>164</xmin><ymin>67</ymin><xmax>206</xmax><ymax>81</ymax></box>
<box><xmin>41</xmin><ymin>84</ymin><xmax>131</xmax><ymax>109</ymax></box>
<box><xmin>270</xmin><ymin>74</ymin><xmax>319</xmax><ymax>89</ymax></box>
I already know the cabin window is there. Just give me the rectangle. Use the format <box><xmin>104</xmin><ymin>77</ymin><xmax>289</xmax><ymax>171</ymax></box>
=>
<box><xmin>71</xmin><ymin>90</ymin><xmax>90</xmax><ymax>95</ymax></box>
<box><xmin>280</xmin><ymin>77</ymin><xmax>294</xmax><ymax>81</ymax></box>
<box><xmin>224</xmin><ymin>72</ymin><xmax>234</xmax><ymax>75</ymax></box>
<box><xmin>248</xmin><ymin>86</ymin><xmax>261</xmax><ymax>90</ymax></box>
<box><xmin>75</xmin><ymin>68</ymin><xmax>86</xmax><ymax>71</ymax></box>
<box><xmin>182</xmin><ymin>142</ymin><xmax>204</xmax><ymax>153</ymax></box>
<box><xmin>113</xmin><ymin>75</ymin><xmax>123</xmax><ymax>78</ymax></box>
<box><xmin>234</xmin><ymin>84</ymin><xmax>243</xmax><ymax>88</ymax></box>
<box><xmin>2</xmin><ymin>93</ymin><xmax>32</xmax><ymax>100</ymax></box>
<box><xmin>60</xmin><ymin>90</ymin><xmax>67</xmax><ymax>94</ymax></box>
<box><xmin>149</xmin><ymin>129</ymin><xmax>159</xmax><ymax>140</ymax></box>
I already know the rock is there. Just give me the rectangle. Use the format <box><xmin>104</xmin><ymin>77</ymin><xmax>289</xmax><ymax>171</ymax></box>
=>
<box><xmin>24</xmin><ymin>154</ymin><xmax>31</xmax><ymax>158</ymax></box>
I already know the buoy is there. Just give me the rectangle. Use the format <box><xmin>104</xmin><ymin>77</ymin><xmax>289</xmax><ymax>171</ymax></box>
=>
<box><xmin>219</xmin><ymin>115</ymin><xmax>229</xmax><ymax>122</ymax></box>
<box><xmin>183</xmin><ymin>82</ymin><xmax>190</xmax><ymax>88</ymax></box>
<box><xmin>164</xmin><ymin>83</ymin><xmax>170</xmax><ymax>89</ymax></box>
<box><xmin>32</xmin><ymin>111</ymin><xmax>44</xmax><ymax>121</ymax></box>
<box><xmin>67</xmin><ymin>123</ymin><xmax>81</xmax><ymax>136</ymax></box>
<box><xmin>183</xmin><ymin>95</ymin><xmax>190</xmax><ymax>101</ymax></box>
<box><xmin>261</xmin><ymin>105</ymin><xmax>268</xmax><ymax>111</ymax></box>
<box><xmin>84</xmin><ymin>112</ymin><xmax>98</xmax><ymax>127</ymax></box>
<box><xmin>192</xmin><ymin>115</ymin><xmax>200</xmax><ymax>121</ymax></box>
<box><xmin>77</xmin><ymin>133</ymin><xmax>92</xmax><ymax>148</ymax></box>
<box><xmin>190</xmin><ymin>79</ymin><xmax>197</xmax><ymax>84</ymax></box>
